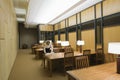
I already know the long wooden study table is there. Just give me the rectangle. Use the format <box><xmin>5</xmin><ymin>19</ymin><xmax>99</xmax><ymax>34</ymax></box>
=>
<box><xmin>67</xmin><ymin>62</ymin><xmax>120</xmax><ymax>80</ymax></box>
<box><xmin>45</xmin><ymin>51</ymin><xmax>82</xmax><ymax>77</ymax></box>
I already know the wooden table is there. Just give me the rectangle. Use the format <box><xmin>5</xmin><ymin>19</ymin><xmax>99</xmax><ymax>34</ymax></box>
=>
<box><xmin>45</xmin><ymin>51</ymin><xmax>82</xmax><ymax>77</ymax></box>
<box><xmin>35</xmin><ymin>48</ymin><xmax>44</xmax><ymax>59</ymax></box>
<box><xmin>67</xmin><ymin>62</ymin><xmax>120</xmax><ymax>80</ymax></box>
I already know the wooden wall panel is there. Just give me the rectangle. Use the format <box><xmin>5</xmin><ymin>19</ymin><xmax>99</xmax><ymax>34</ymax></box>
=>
<box><xmin>60</xmin><ymin>20</ymin><xmax>65</xmax><ymax>29</ymax></box>
<box><xmin>69</xmin><ymin>32</ymin><xmax>76</xmax><ymax>50</ymax></box>
<box><xmin>103</xmin><ymin>0</ymin><xmax>120</xmax><ymax>16</ymax></box>
<box><xmin>81</xmin><ymin>7</ymin><xmax>94</xmax><ymax>23</ymax></box>
<box><xmin>39</xmin><ymin>25</ymin><xmax>53</xmax><ymax>31</ymax></box>
<box><xmin>55</xmin><ymin>35</ymin><xmax>58</xmax><ymax>42</ymax></box>
<box><xmin>54</xmin><ymin>24</ymin><xmax>59</xmax><ymax>30</ymax></box>
<box><xmin>81</xmin><ymin>29</ymin><xmax>95</xmax><ymax>53</ymax></box>
<box><xmin>60</xmin><ymin>33</ymin><xmax>65</xmax><ymax>41</ymax></box>
<box><xmin>103</xmin><ymin>25</ymin><xmax>120</xmax><ymax>54</ymax></box>
<box><xmin>77</xmin><ymin>13</ymin><xmax>80</xmax><ymax>24</ymax></box>
<box><xmin>69</xmin><ymin>15</ymin><xmax>76</xmax><ymax>26</ymax></box>
<box><xmin>96</xmin><ymin>3</ymin><xmax>101</xmax><ymax>18</ymax></box>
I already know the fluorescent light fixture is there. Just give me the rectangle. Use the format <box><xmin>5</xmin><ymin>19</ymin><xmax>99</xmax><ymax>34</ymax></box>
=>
<box><xmin>39</xmin><ymin>40</ymin><xmax>44</xmax><ymax>44</ymax></box>
<box><xmin>17</xmin><ymin>18</ymin><xmax>25</xmax><ymax>22</ymax></box>
<box><xmin>15</xmin><ymin>8</ymin><xmax>26</xmax><ymax>15</ymax></box>
<box><xmin>56</xmin><ymin>40</ymin><xmax>61</xmax><ymax>44</ymax></box>
<box><xmin>61</xmin><ymin>41</ymin><xmax>69</xmax><ymax>46</ymax></box>
<box><xmin>108</xmin><ymin>42</ymin><xmax>120</xmax><ymax>54</ymax></box>
<box><xmin>77</xmin><ymin>40</ymin><xmax>85</xmax><ymax>46</ymax></box>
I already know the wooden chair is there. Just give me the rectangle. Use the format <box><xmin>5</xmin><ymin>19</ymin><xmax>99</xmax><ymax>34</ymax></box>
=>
<box><xmin>75</xmin><ymin>56</ymin><xmax>89</xmax><ymax>69</ymax></box>
<box><xmin>64</xmin><ymin>46</ymin><xmax>74</xmax><ymax>75</ymax></box>
<box><xmin>83</xmin><ymin>49</ymin><xmax>91</xmax><ymax>63</ymax></box>
<box><xmin>105</xmin><ymin>53</ymin><xmax>115</xmax><ymax>63</ymax></box>
<box><xmin>96</xmin><ymin>48</ymin><xmax>105</xmax><ymax>64</ymax></box>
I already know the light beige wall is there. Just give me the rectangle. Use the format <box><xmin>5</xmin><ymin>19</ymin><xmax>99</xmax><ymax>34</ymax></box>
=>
<box><xmin>0</xmin><ymin>0</ymin><xmax>18</xmax><ymax>80</ymax></box>
<box><xmin>60</xmin><ymin>34</ymin><xmax>65</xmax><ymax>41</ymax></box>
<box><xmin>81</xmin><ymin>29</ymin><xmax>95</xmax><ymax>53</ymax></box>
<box><xmin>104</xmin><ymin>25</ymin><xmax>120</xmax><ymax>54</ymax></box>
<box><xmin>69</xmin><ymin>32</ymin><xmax>76</xmax><ymax>50</ymax></box>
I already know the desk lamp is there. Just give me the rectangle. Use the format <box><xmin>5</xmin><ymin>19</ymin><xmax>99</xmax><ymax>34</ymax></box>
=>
<box><xmin>77</xmin><ymin>40</ymin><xmax>85</xmax><ymax>53</ymax></box>
<box><xmin>108</xmin><ymin>42</ymin><xmax>120</xmax><ymax>74</ymax></box>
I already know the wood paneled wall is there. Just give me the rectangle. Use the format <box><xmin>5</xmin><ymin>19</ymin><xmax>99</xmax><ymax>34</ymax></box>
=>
<box><xmin>69</xmin><ymin>32</ymin><xmax>76</xmax><ymax>50</ymax></box>
<box><xmin>104</xmin><ymin>25</ymin><xmax>120</xmax><ymax>54</ymax></box>
<box><xmin>81</xmin><ymin>6</ymin><xmax>94</xmax><ymax>23</ymax></box>
<box><xmin>41</xmin><ymin>0</ymin><xmax>120</xmax><ymax>52</ymax></box>
<box><xmin>0</xmin><ymin>0</ymin><xmax>18</xmax><ymax>80</ymax></box>
<box><xmin>81</xmin><ymin>29</ymin><xmax>95</xmax><ymax>53</ymax></box>
<box><xmin>60</xmin><ymin>34</ymin><xmax>65</xmax><ymax>41</ymax></box>
<box><xmin>55</xmin><ymin>35</ymin><xmax>58</xmax><ymax>42</ymax></box>
<box><xmin>103</xmin><ymin>0</ymin><xmax>120</xmax><ymax>16</ymax></box>
<box><xmin>39</xmin><ymin>24</ymin><xmax>53</xmax><ymax>31</ymax></box>
<box><xmin>60</xmin><ymin>20</ymin><xmax>65</xmax><ymax>29</ymax></box>
<box><xmin>69</xmin><ymin>15</ymin><xmax>76</xmax><ymax>26</ymax></box>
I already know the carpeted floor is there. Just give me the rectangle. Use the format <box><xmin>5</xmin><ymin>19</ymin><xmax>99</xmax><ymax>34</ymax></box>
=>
<box><xmin>8</xmin><ymin>49</ymin><xmax>67</xmax><ymax>80</ymax></box>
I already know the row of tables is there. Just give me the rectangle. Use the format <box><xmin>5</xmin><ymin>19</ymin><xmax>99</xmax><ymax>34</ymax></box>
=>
<box><xmin>32</xmin><ymin>45</ymin><xmax>120</xmax><ymax>80</ymax></box>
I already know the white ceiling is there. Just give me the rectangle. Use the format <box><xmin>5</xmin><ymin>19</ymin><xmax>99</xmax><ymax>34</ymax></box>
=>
<box><xmin>14</xmin><ymin>0</ymin><xmax>103</xmax><ymax>26</ymax></box>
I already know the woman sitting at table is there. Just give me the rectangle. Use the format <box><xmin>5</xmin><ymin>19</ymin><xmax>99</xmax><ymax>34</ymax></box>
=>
<box><xmin>44</xmin><ymin>40</ymin><xmax>53</xmax><ymax>54</ymax></box>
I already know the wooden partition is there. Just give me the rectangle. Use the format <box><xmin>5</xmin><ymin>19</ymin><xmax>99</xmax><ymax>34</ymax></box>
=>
<box><xmin>69</xmin><ymin>15</ymin><xmax>76</xmax><ymax>26</ymax></box>
<box><xmin>60</xmin><ymin>33</ymin><xmax>65</xmax><ymax>41</ymax></box>
<box><xmin>39</xmin><ymin>25</ymin><xmax>53</xmax><ymax>31</ymax></box>
<box><xmin>103</xmin><ymin>0</ymin><xmax>120</xmax><ymax>16</ymax></box>
<box><xmin>69</xmin><ymin>32</ymin><xmax>76</xmax><ymax>50</ymax></box>
<box><xmin>60</xmin><ymin>20</ymin><xmax>65</xmax><ymax>29</ymax></box>
<box><xmin>103</xmin><ymin>25</ymin><xmax>120</xmax><ymax>54</ymax></box>
<box><xmin>81</xmin><ymin>6</ymin><xmax>94</xmax><ymax>23</ymax></box>
<box><xmin>81</xmin><ymin>29</ymin><xmax>95</xmax><ymax>53</ymax></box>
<box><xmin>55</xmin><ymin>35</ymin><xmax>58</xmax><ymax>42</ymax></box>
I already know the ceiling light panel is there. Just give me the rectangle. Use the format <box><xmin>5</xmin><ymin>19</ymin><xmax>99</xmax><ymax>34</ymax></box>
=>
<box><xmin>26</xmin><ymin>0</ymin><xmax>81</xmax><ymax>25</ymax></box>
<box><xmin>17</xmin><ymin>18</ymin><xmax>25</xmax><ymax>22</ymax></box>
<box><xmin>15</xmin><ymin>8</ymin><xmax>26</xmax><ymax>15</ymax></box>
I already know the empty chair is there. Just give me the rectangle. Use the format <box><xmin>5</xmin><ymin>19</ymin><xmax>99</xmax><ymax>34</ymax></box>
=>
<box><xmin>64</xmin><ymin>46</ymin><xmax>74</xmax><ymax>74</ymax></box>
<box><xmin>105</xmin><ymin>53</ymin><xmax>115</xmax><ymax>63</ymax></box>
<box><xmin>83</xmin><ymin>49</ymin><xmax>91</xmax><ymax>63</ymax></box>
<box><xmin>75</xmin><ymin>56</ymin><xmax>89</xmax><ymax>69</ymax></box>
<box><xmin>96</xmin><ymin>48</ymin><xmax>105</xmax><ymax>64</ymax></box>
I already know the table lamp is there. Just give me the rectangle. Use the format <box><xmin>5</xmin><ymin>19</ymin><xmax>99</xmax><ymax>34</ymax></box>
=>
<box><xmin>108</xmin><ymin>42</ymin><xmax>120</xmax><ymax>74</ymax></box>
<box><xmin>39</xmin><ymin>40</ymin><xmax>44</xmax><ymax>44</ymax></box>
<box><xmin>77</xmin><ymin>40</ymin><xmax>85</xmax><ymax>53</ymax></box>
<box><xmin>61</xmin><ymin>41</ymin><xmax>69</xmax><ymax>47</ymax></box>
<box><xmin>56</xmin><ymin>40</ymin><xmax>61</xmax><ymax>44</ymax></box>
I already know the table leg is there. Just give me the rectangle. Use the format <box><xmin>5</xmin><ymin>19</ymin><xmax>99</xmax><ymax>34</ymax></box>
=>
<box><xmin>49</xmin><ymin>60</ymin><xmax>52</xmax><ymax>77</ymax></box>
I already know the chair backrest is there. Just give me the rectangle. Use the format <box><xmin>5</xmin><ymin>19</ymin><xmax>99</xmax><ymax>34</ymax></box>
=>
<box><xmin>64</xmin><ymin>46</ymin><xmax>74</xmax><ymax>68</ymax></box>
<box><xmin>96</xmin><ymin>48</ymin><xmax>105</xmax><ymax>64</ymax></box>
<box><xmin>64</xmin><ymin>46</ymin><xmax>73</xmax><ymax>53</ymax></box>
<box><xmin>105</xmin><ymin>53</ymin><xmax>115</xmax><ymax>63</ymax></box>
<box><xmin>83</xmin><ymin>49</ymin><xmax>91</xmax><ymax>58</ymax></box>
<box><xmin>75</xmin><ymin>56</ymin><xmax>89</xmax><ymax>69</ymax></box>
<box><xmin>96</xmin><ymin>48</ymin><xmax>104</xmax><ymax>59</ymax></box>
